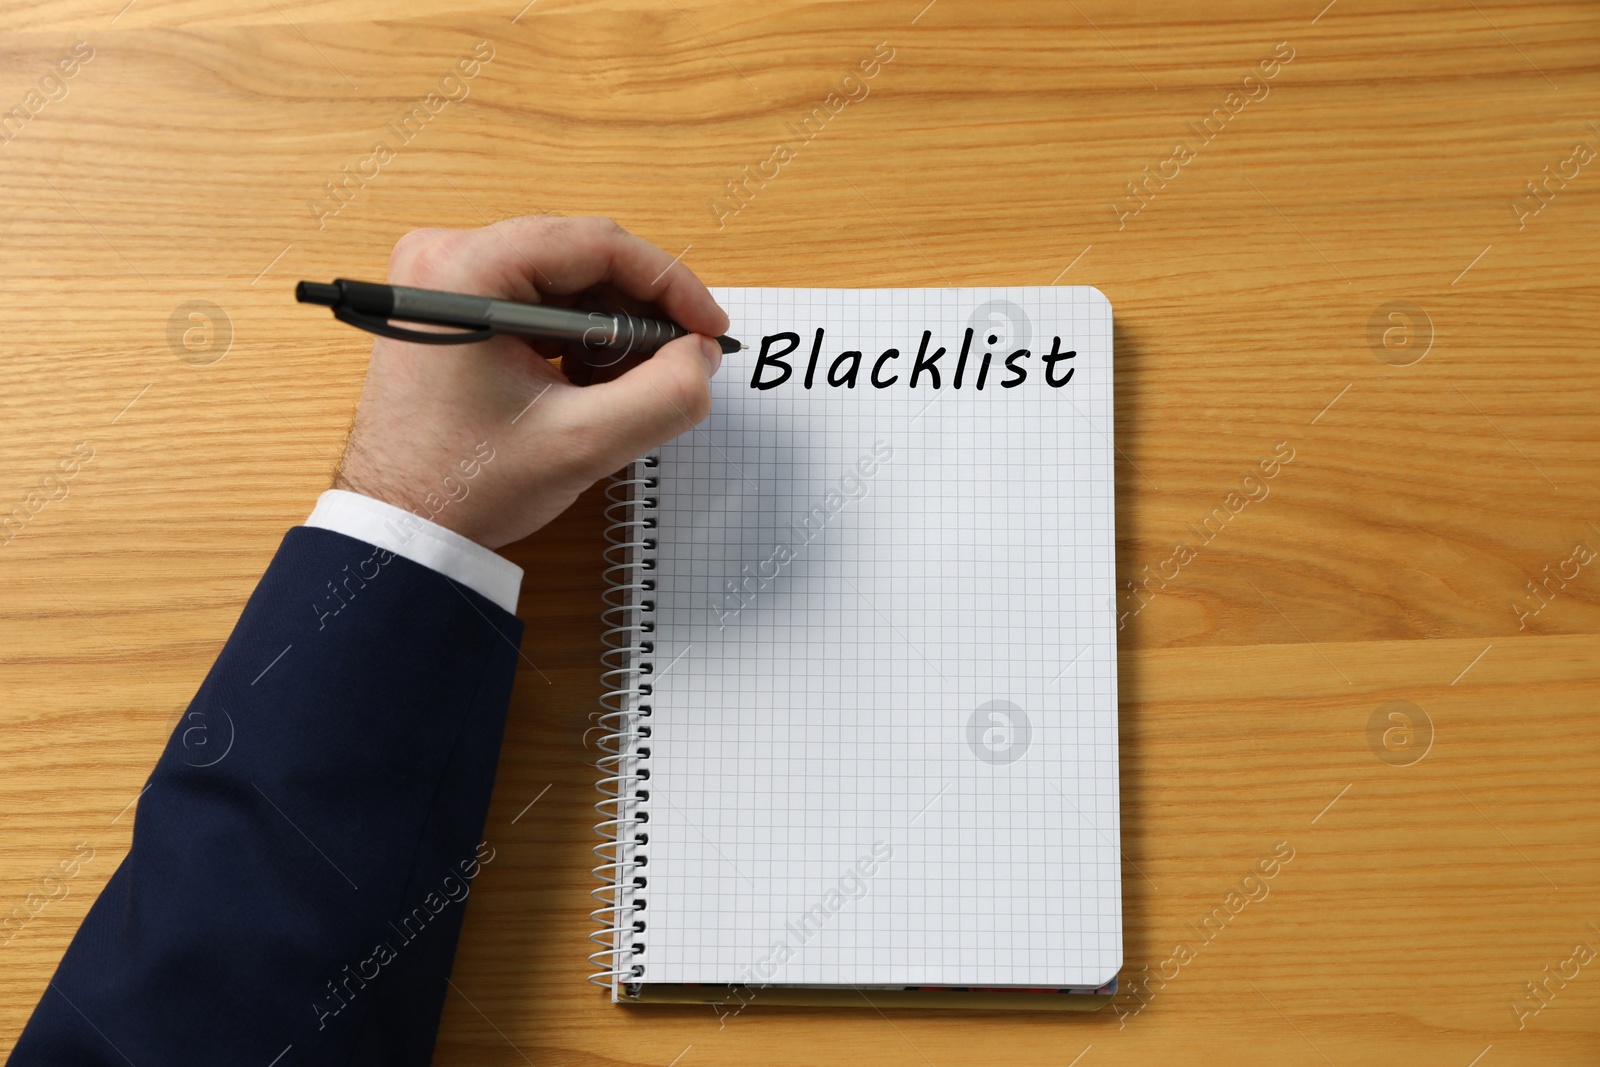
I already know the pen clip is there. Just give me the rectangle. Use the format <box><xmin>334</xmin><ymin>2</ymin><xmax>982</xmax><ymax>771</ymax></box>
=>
<box><xmin>332</xmin><ymin>306</ymin><xmax>495</xmax><ymax>346</ymax></box>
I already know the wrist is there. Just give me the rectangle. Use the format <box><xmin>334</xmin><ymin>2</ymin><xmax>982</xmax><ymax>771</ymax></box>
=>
<box><xmin>333</xmin><ymin>440</ymin><xmax>500</xmax><ymax>549</ymax></box>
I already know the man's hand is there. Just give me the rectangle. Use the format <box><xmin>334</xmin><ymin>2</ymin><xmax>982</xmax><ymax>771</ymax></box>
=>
<box><xmin>333</xmin><ymin>216</ymin><xmax>728</xmax><ymax>549</ymax></box>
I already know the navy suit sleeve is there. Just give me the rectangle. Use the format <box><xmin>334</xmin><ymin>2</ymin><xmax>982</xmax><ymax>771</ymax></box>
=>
<box><xmin>10</xmin><ymin>525</ymin><xmax>524</xmax><ymax>1066</ymax></box>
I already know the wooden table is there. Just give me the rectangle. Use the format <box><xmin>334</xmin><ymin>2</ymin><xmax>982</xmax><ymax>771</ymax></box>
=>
<box><xmin>2</xmin><ymin>1</ymin><xmax>1597</xmax><ymax>1063</ymax></box>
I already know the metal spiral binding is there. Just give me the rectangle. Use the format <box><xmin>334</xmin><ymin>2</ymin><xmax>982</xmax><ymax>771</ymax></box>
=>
<box><xmin>588</xmin><ymin>454</ymin><xmax>658</xmax><ymax>996</ymax></box>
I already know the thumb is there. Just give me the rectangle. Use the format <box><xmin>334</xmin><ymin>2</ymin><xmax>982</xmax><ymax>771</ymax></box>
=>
<box><xmin>561</xmin><ymin>333</ymin><xmax>720</xmax><ymax>475</ymax></box>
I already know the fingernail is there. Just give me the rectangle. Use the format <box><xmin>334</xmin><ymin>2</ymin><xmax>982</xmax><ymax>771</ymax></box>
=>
<box><xmin>699</xmin><ymin>336</ymin><xmax>722</xmax><ymax>375</ymax></box>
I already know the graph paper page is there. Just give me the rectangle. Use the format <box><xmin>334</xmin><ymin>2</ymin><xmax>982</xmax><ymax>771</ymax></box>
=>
<box><xmin>635</xmin><ymin>287</ymin><xmax>1120</xmax><ymax>990</ymax></box>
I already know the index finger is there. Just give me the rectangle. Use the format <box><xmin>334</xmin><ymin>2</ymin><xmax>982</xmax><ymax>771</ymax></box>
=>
<box><xmin>487</xmin><ymin>216</ymin><xmax>730</xmax><ymax>337</ymax></box>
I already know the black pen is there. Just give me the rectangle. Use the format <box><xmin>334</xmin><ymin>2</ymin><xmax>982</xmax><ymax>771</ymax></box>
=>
<box><xmin>296</xmin><ymin>278</ymin><xmax>743</xmax><ymax>357</ymax></box>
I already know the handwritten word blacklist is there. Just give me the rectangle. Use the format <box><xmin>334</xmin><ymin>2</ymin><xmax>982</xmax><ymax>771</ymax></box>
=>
<box><xmin>749</xmin><ymin>328</ymin><xmax>1077</xmax><ymax>391</ymax></box>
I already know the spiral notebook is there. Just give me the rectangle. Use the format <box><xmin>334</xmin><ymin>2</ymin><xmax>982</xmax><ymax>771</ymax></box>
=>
<box><xmin>590</xmin><ymin>287</ymin><xmax>1121</xmax><ymax>1010</ymax></box>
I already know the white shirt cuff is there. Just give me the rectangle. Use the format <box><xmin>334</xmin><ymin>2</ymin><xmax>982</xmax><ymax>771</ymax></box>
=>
<box><xmin>304</xmin><ymin>489</ymin><xmax>523</xmax><ymax>614</ymax></box>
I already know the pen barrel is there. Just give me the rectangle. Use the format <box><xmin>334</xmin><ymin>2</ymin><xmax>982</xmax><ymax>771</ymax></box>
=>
<box><xmin>390</xmin><ymin>286</ymin><xmax>494</xmax><ymax>326</ymax></box>
<box><xmin>492</xmin><ymin>304</ymin><xmax>684</xmax><ymax>356</ymax></box>
<box><xmin>608</xmin><ymin>313</ymin><xmax>685</xmax><ymax>356</ymax></box>
<box><xmin>386</xmin><ymin>284</ymin><xmax>687</xmax><ymax>355</ymax></box>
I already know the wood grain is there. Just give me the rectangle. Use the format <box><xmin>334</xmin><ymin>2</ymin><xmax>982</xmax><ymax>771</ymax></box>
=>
<box><xmin>2</xmin><ymin>1</ymin><xmax>1598</xmax><ymax>1063</ymax></box>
